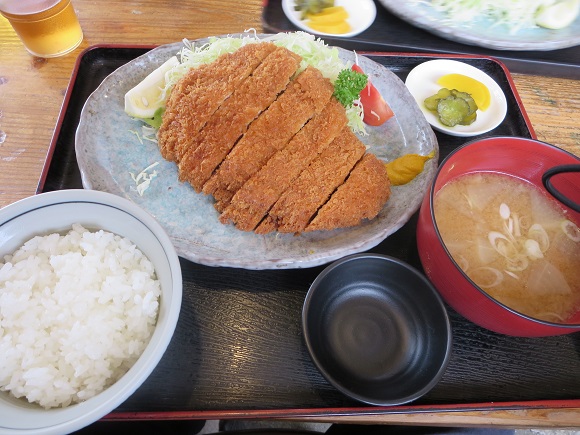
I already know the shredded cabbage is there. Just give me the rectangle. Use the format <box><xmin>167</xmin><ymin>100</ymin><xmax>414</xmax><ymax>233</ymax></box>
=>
<box><xmin>161</xmin><ymin>30</ymin><xmax>366</xmax><ymax>134</ymax></box>
<box><xmin>415</xmin><ymin>0</ymin><xmax>563</xmax><ymax>33</ymax></box>
<box><xmin>130</xmin><ymin>162</ymin><xmax>159</xmax><ymax>196</ymax></box>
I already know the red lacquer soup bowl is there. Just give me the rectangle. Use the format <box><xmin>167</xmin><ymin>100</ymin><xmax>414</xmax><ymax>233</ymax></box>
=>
<box><xmin>417</xmin><ymin>137</ymin><xmax>580</xmax><ymax>337</ymax></box>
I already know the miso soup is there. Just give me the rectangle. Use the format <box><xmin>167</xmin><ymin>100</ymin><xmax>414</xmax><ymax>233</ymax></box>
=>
<box><xmin>434</xmin><ymin>172</ymin><xmax>580</xmax><ymax>323</ymax></box>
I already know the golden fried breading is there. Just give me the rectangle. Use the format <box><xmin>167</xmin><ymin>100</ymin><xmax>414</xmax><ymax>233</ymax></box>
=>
<box><xmin>306</xmin><ymin>153</ymin><xmax>391</xmax><ymax>232</ymax></box>
<box><xmin>255</xmin><ymin>126</ymin><xmax>366</xmax><ymax>234</ymax></box>
<box><xmin>219</xmin><ymin>97</ymin><xmax>347</xmax><ymax>231</ymax></box>
<box><xmin>204</xmin><ymin>66</ymin><xmax>334</xmax><ymax>210</ymax></box>
<box><xmin>157</xmin><ymin>42</ymin><xmax>276</xmax><ymax>162</ymax></box>
<box><xmin>177</xmin><ymin>46</ymin><xmax>301</xmax><ymax>191</ymax></box>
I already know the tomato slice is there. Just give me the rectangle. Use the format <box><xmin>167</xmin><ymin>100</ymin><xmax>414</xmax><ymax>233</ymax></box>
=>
<box><xmin>352</xmin><ymin>64</ymin><xmax>394</xmax><ymax>126</ymax></box>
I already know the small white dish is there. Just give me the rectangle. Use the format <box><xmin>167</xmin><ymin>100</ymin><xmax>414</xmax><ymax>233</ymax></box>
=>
<box><xmin>282</xmin><ymin>0</ymin><xmax>376</xmax><ymax>38</ymax></box>
<box><xmin>405</xmin><ymin>59</ymin><xmax>507</xmax><ymax>137</ymax></box>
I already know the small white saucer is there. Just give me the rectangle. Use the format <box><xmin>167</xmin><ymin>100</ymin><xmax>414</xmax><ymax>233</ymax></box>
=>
<box><xmin>282</xmin><ymin>0</ymin><xmax>376</xmax><ymax>38</ymax></box>
<box><xmin>405</xmin><ymin>59</ymin><xmax>508</xmax><ymax>137</ymax></box>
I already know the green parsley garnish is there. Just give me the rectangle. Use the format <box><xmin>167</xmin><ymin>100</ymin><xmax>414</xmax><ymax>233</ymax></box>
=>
<box><xmin>333</xmin><ymin>68</ymin><xmax>367</xmax><ymax>107</ymax></box>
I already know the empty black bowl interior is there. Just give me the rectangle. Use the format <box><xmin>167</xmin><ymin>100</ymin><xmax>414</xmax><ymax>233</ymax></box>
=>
<box><xmin>303</xmin><ymin>254</ymin><xmax>451</xmax><ymax>406</ymax></box>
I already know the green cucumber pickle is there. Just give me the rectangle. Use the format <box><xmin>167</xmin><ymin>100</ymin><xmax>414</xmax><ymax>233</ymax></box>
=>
<box><xmin>424</xmin><ymin>88</ymin><xmax>479</xmax><ymax>127</ymax></box>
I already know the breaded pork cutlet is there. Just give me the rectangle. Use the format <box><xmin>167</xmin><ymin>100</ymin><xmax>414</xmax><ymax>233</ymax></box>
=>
<box><xmin>177</xmin><ymin>47</ymin><xmax>301</xmax><ymax>191</ymax></box>
<box><xmin>306</xmin><ymin>153</ymin><xmax>391</xmax><ymax>232</ymax></box>
<box><xmin>203</xmin><ymin>66</ymin><xmax>334</xmax><ymax>211</ymax></box>
<box><xmin>255</xmin><ymin>126</ymin><xmax>366</xmax><ymax>234</ymax></box>
<box><xmin>219</xmin><ymin>97</ymin><xmax>347</xmax><ymax>231</ymax></box>
<box><xmin>155</xmin><ymin>41</ymin><xmax>393</xmax><ymax>235</ymax></box>
<box><xmin>157</xmin><ymin>42</ymin><xmax>276</xmax><ymax>162</ymax></box>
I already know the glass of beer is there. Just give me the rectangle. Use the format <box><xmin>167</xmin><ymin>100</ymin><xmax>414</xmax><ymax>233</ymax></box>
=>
<box><xmin>0</xmin><ymin>0</ymin><xmax>83</xmax><ymax>58</ymax></box>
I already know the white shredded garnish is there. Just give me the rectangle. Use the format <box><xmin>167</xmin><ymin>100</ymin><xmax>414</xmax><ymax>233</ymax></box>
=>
<box><xmin>129</xmin><ymin>129</ymin><xmax>144</xmax><ymax>145</ymax></box>
<box><xmin>130</xmin><ymin>162</ymin><xmax>159</xmax><ymax>196</ymax></box>
<box><xmin>504</xmin><ymin>270</ymin><xmax>520</xmax><ymax>280</ymax></box>
<box><xmin>141</xmin><ymin>126</ymin><xmax>158</xmax><ymax>143</ymax></box>
<box><xmin>369</xmin><ymin>109</ymin><xmax>381</xmax><ymax>121</ymax></box>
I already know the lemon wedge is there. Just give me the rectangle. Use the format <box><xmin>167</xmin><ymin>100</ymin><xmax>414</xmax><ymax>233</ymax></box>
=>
<box><xmin>124</xmin><ymin>56</ymin><xmax>179</xmax><ymax>119</ymax></box>
<box><xmin>437</xmin><ymin>73</ymin><xmax>491</xmax><ymax>111</ymax></box>
<box><xmin>535</xmin><ymin>0</ymin><xmax>580</xmax><ymax>30</ymax></box>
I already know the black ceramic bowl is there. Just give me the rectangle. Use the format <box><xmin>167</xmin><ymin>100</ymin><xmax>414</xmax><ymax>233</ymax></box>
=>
<box><xmin>302</xmin><ymin>253</ymin><xmax>452</xmax><ymax>406</ymax></box>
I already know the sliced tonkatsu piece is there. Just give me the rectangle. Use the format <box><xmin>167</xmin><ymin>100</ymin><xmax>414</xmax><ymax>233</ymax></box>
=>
<box><xmin>204</xmin><ymin>66</ymin><xmax>334</xmax><ymax>210</ymax></box>
<box><xmin>157</xmin><ymin>42</ymin><xmax>277</xmax><ymax>162</ymax></box>
<box><xmin>255</xmin><ymin>126</ymin><xmax>366</xmax><ymax>235</ymax></box>
<box><xmin>177</xmin><ymin>47</ymin><xmax>301</xmax><ymax>192</ymax></box>
<box><xmin>306</xmin><ymin>153</ymin><xmax>391</xmax><ymax>232</ymax></box>
<box><xmin>219</xmin><ymin>97</ymin><xmax>347</xmax><ymax>232</ymax></box>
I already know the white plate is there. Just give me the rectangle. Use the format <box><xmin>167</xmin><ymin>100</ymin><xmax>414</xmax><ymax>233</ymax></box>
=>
<box><xmin>282</xmin><ymin>0</ymin><xmax>376</xmax><ymax>38</ymax></box>
<box><xmin>377</xmin><ymin>0</ymin><xmax>580</xmax><ymax>51</ymax></box>
<box><xmin>405</xmin><ymin>59</ymin><xmax>507</xmax><ymax>138</ymax></box>
<box><xmin>75</xmin><ymin>34</ymin><xmax>438</xmax><ymax>270</ymax></box>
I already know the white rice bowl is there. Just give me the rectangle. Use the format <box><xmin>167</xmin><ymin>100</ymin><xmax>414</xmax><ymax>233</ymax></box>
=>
<box><xmin>0</xmin><ymin>224</ymin><xmax>161</xmax><ymax>409</ymax></box>
<box><xmin>0</xmin><ymin>190</ymin><xmax>182</xmax><ymax>435</ymax></box>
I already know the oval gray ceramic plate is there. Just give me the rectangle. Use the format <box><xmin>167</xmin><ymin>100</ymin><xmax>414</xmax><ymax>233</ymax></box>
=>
<box><xmin>377</xmin><ymin>0</ymin><xmax>580</xmax><ymax>51</ymax></box>
<box><xmin>75</xmin><ymin>34</ymin><xmax>438</xmax><ymax>269</ymax></box>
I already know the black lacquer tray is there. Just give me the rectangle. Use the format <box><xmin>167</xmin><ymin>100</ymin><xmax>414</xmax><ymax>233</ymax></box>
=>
<box><xmin>262</xmin><ymin>0</ymin><xmax>580</xmax><ymax>80</ymax></box>
<box><xmin>38</xmin><ymin>45</ymin><xmax>580</xmax><ymax>420</ymax></box>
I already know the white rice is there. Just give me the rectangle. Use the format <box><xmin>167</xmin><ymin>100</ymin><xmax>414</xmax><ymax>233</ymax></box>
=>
<box><xmin>0</xmin><ymin>224</ymin><xmax>161</xmax><ymax>409</ymax></box>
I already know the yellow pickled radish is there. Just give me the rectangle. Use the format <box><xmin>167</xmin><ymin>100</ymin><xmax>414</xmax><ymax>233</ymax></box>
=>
<box><xmin>385</xmin><ymin>151</ymin><xmax>435</xmax><ymax>186</ymax></box>
<box><xmin>437</xmin><ymin>73</ymin><xmax>491</xmax><ymax>111</ymax></box>
<box><xmin>306</xmin><ymin>6</ymin><xmax>351</xmax><ymax>34</ymax></box>
<box><xmin>307</xmin><ymin>6</ymin><xmax>349</xmax><ymax>22</ymax></box>
<box><xmin>307</xmin><ymin>21</ymin><xmax>351</xmax><ymax>34</ymax></box>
